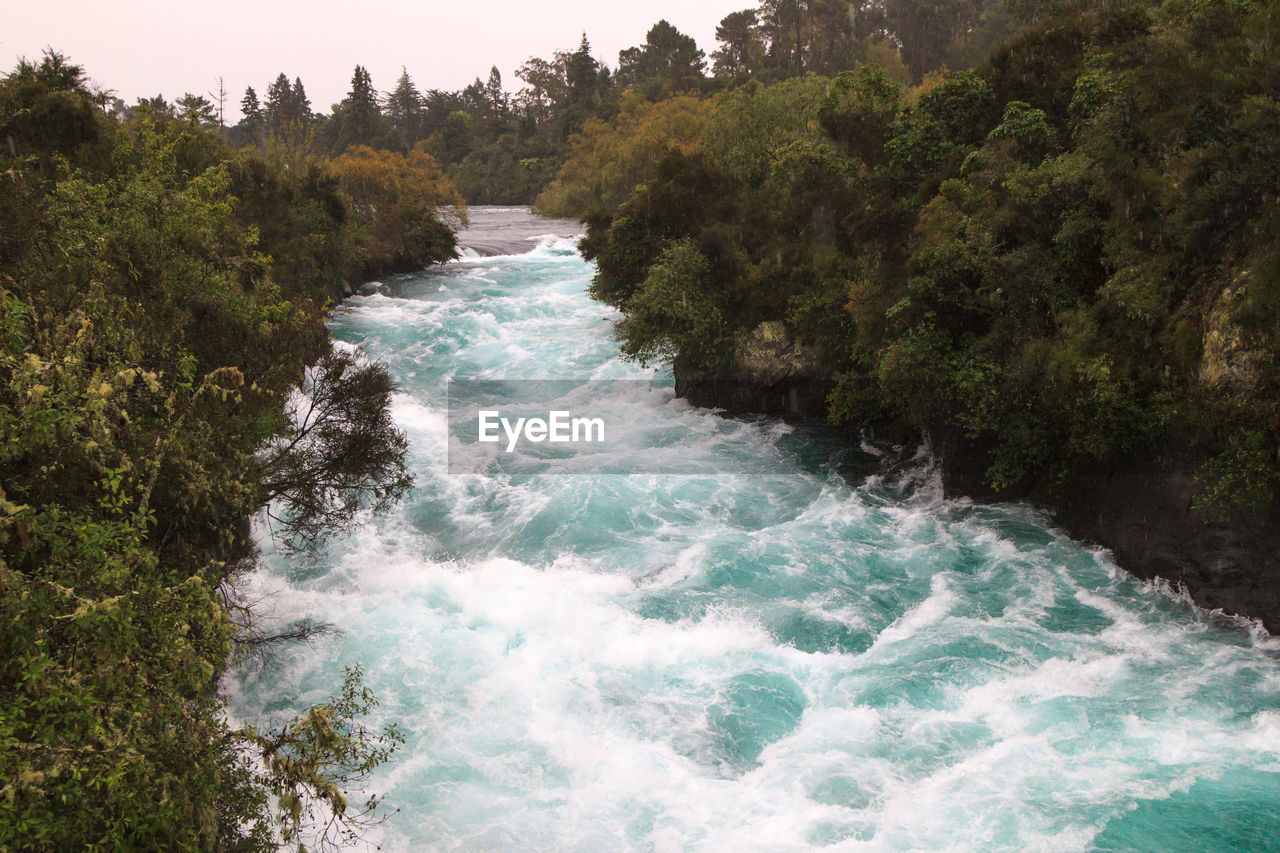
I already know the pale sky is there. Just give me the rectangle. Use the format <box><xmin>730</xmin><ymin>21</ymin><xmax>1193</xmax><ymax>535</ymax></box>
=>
<box><xmin>5</xmin><ymin>1</ymin><xmax>751</xmax><ymax>121</ymax></box>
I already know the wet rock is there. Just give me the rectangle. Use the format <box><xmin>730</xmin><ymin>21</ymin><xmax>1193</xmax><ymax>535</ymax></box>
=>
<box><xmin>676</xmin><ymin>322</ymin><xmax>830</xmax><ymax>417</ymax></box>
<box><xmin>677</xmin><ymin>363</ymin><xmax>1280</xmax><ymax>633</ymax></box>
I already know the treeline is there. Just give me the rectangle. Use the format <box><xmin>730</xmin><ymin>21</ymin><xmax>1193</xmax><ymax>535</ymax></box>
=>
<box><xmin>0</xmin><ymin>53</ymin><xmax>462</xmax><ymax>848</ymax></box>
<box><xmin>125</xmin><ymin>0</ymin><xmax>1057</xmax><ymax>206</ymax></box>
<box><xmin>552</xmin><ymin>0</ymin><xmax>1280</xmax><ymax>518</ymax></box>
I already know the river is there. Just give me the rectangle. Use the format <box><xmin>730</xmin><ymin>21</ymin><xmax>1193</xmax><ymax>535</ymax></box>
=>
<box><xmin>228</xmin><ymin>207</ymin><xmax>1280</xmax><ymax>852</ymax></box>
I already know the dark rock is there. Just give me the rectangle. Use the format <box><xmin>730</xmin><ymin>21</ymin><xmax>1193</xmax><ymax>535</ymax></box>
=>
<box><xmin>675</xmin><ymin>375</ymin><xmax>831</xmax><ymax>418</ymax></box>
<box><xmin>1051</xmin><ymin>454</ymin><xmax>1280</xmax><ymax>634</ymax></box>
<box><xmin>675</xmin><ymin>374</ymin><xmax>1280</xmax><ymax>634</ymax></box>
<box><xmin>676</xmin><ymin>321</ymin><xmax>832</xmax><ymax>417</ymax></box>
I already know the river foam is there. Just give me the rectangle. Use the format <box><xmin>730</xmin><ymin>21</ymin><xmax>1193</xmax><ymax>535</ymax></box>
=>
<box><xmin>229</xmin><ymin>208</ymin><xmax>1280</xmax><ymax>852</ymax></box>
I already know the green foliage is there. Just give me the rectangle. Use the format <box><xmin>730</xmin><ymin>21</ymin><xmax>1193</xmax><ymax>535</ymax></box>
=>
<box><xmin>702</xmin><ymin>75</ymin><xmax>830</xmax><ymax>187</ymax></box>
<box><xmin>615</xmin><ymin>239</ymin><xmax>731</xmax><ymax>373</ymax></box>
<box><xmin>617</xmin><ymin>19</ymin><xmax>706</xmax><ymax>99</ymax></box>
<box><xmin>327</xmin><ymin>145</ymin><xmax>465</xmax><ymax>279</ymax></box>
<box><xmin>242</xmin><ymin>665</ymin><xmax>405</xmax><ymax>852</ymax></box>
<box><xmin>572</xmin><ymin>0</ymin><xmax>1280</xmax><ymax>513</ymax></box>
<box><xmin>320</xmin><ymin>65</ymin><xmax>400</xmax><ymax>155</ymax></box>
<box><xmin>0</xmin><ymin>54</ymin><xmax>427</xmax><ymax>849</ymax></box>
<box><xmin>1194</xmin><ymin>433</ymin><xmax>1280</xmax><ymax>522</ymax></box>
<box><xmin>0</xmin><ymin>50</ymin><xmax>112</xmax><ymax>173</ymax></box>
<box><xmin>984</xmin><ymin>100</ymin><xmax>1058</xmax><ymax>163</ymax></box>
<box><xmin>534</xmin><ymin>94</ymin><xmax>712</xmax><ymax>218</ymax></box>
<box><xmin>886</xmin><ymin>70</ymin><xmax>998</xmax><ymax>185</ymax></box>
<box><xmin>818</xmin><ymin>64</ymin><xmax>903</xmax><ymax>164</ymax></box>
<box><xmin>261</xmin><ymin>350</ymin><xmax>412</xmax><ymax>553</ymax></box>
<box><xmin>220</xmin><ymin>0</ymin><xmax>1087</xmax><ymax>208</ymax></box>
<box><xmin>712</xmin><ymin>9</ymin><xmax>766</xmax><ymax>79</ymax></box>
<box><xmin>882</xmin><ymin>0</ymin><xmax>1005</xmax><ymax>78</ymax></box>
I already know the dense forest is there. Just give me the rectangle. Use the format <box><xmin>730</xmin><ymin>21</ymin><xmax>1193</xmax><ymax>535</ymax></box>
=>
<box><xmin>121</xmin><ymin>0</ymin><xmax>1053</xmax><ymax>205</ymax></box>
<box><xmin>0</xmin><ymin>54</ymin><xmax>462</xmax><ymax>848</ymax></box>
<box><xmin>543</xmin><ymin>0</ymin><xmax>1279</xmax><ymax>524</ymax></box>
<box><xmin>5</xmin><ymin>0</ymin><xmax>1279</xmax><ymax>846</ymax></box>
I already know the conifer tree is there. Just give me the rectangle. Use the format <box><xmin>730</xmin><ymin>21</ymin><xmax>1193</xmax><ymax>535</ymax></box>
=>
<box><xmin>712</xmin><ymin>9</ymin><xmax>765</xmax><ymax>78</ymax></box>
<box><xmin>291</xmin><ymin>76</ymin><xmax>312</xmax><ymax>123</ymax></box>
<box><xmin>347</xmin><ymin>65</ymin><xmax>380</xmax><ymax>140</ymax></box>
<box><xmin>175</xmin><ymin>92</ymin><xmax>217</xmax><ymax>125</ymax></box>
<box><xmin>239</xmin><ymin>85</ymin><xmax>264</xmax><ymax>143</ymax></box>
<box><xmin>327</xmin><ymin>64</ymin><xmax>388</xmax><ymax>153</ymax></box>
<box><xmin>264</xmin><ymin>72</ymin><xmax>293</xmax><ymax>132</ymax></box>
<box><xmin>562</xmin><ymin>34</ymin><xmax>609</xmax><ymax>137</ymax></box>
<box><xmin>484</xmin><ymin>66</ymin><xmax>508</xmax><ymax>122</ymax></box>
<box><xmin>616</xmin><ymin>19</ymin><xmax>706</xmax><ymax>96</ymax></box>
<box><xmin>384</xmin><ymin>67</ymin><xmax>424</xmax><ymax>142</ymax></box>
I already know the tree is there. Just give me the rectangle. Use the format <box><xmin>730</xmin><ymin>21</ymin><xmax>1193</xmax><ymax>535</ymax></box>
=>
<box><xmin>326</xmin><ymin>64</ymin><xmax>388</xmax><ymax>153</ymax></box>
<box><xmin>346</xmin><ymin>65</ymin><xmax>380</xmax><ymax>139</ymax></box>
<box><xmin>135</xmin><ymin>94</ymin><xmax>175</xmax><ymax>119</ymax></box>
<box><xmin>806</xmin><ymin>0</ymin><xmax>858</xmax><ymax>74</ymax></box>
<box><xmin>483</xmin><ymin>65</ymin><xmax>508</xmax><ymax>122</ymax></box>
<box><xmin>241</xmin><ymin>666</ymin><xmax>404</xmax><ymax>852</ymax></box>
<box><xmin>176</xmin><ymin>92</ymin><xmax>217</xmax><ymax>126</ymax></box>
<box><xmin>264</xmin><ymin>73</ymin><xmax>293</xmax><ymax>132</ymax></box>
<box><xmin>262</xmin><ymin>73</ymin><xmax>313</xmax><ymax>138</ymax></box>
<box><xmin>384</xmin><ymin>67</ymin><xmax>424</xmax><ymax>142</ymax></box>
<box><xmin>616</xmin><ymin>20</ymin><xmax>706</xmax><ymax>98</ymax></box>
<box><xmin>562</xmin><ymin>34</ymin><xmax>611</xmax><ymax>137</ymax></box>
<box><xmin>0</xmin><ymin>50</ymin><xmax>109</xmax><ymax>171</ymax></box>
<box><xmin>328</xmin><ymin>145</ymin><xmax>465</xmax><ymax>277</ymax></box>
<box><xmin>882</xmin><ymin>0</ymin><xmax>1001</xmax><ymax>79</ymax></box>
<box><xmin>701</xmin><ymin>74</ymin><xmax>831</xmax><ymax>186</ymax></box>
<box><xmin>712</xmin><ymin>9</ymin><xmax>766</xmax><ymax>79</ymax></box>
<box><xmin>760</xmin><ymin>0</ymin><xmax>808</xmax><ymax>75</ymax></box>
<box><xmin>261</xmin><ymin>349</ymin><xmax>413</xmax><ymax>552</ymax></box>
<box><xmin>615</xmin><ymin>238</ymin><xmax>730</xmax><ymax>372</ymax></box>
<box><xmin>535</xmin><ymin>95</ymin><xmax>713</xmax><ymax>218</ymax></box>
<box><xmin>291</xmin><ymin>77</ymin><xmax>312</xmax><ymax>123</ymax></box>
<box><xmin>209</xmin><ymin>76</ymin><xmax>228</xmax><ymax>128</ymax></box>
<box><xmin>238</xmin><ymin>85</ymin><xmax>264</xmax><ymax>143</ymax></box>
<box><xmin>0</xmin><ymin>57</ymin><xmax>424</xmax><ymax>848</ymax></box>
<box><xmin>818</xmin><ymin>64</ymin><xmax>903</xmax><ymax>164</ymax></box>
<box><xmin>516</xmin><ymin>55</ymin><xmax>566</xmax><ymax>128</ymax></box>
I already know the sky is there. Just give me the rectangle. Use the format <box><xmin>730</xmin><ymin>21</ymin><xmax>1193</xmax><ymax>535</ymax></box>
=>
<box><xmin>5</xmin><ymin>0</ymin><xmax>751</xmax><ymax>121</ymax></box>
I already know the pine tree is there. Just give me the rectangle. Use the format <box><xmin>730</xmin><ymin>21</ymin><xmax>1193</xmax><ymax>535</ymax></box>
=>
<box><xmin>327</xmin><ymin>64</ymin><xmax>386</xmax><ymax>153</ymax></box>
<box><xmin>484</xmin><ymin>66</ymin><xmax>508</xmax><ymax>122</ymax></box>
<box><xmin>135</xmin><ymin>94</ymin><xmax>175</xmax><ymax>119</ymax></box>
<box><xmin>616</xmin><ymin>20</ymin><xmax>705</xmax><ymax>95</ymax></box>
<box><xmin>264</xmin><ymin>73</ymin><xmax>292</xmax><ymax>132</ymax></box>
<box><xmin>175</xmin><ymin>93</ymin><xmax>217</xmax><ymax>125</ymax></box>
<box><xmin>712</xmin><ymin>9</ymin><xmax>765</xmax><ymax>79</ymax></box>
<box><xmin>239</xmin><ymin>86</ymin><xmax>263</xmax><ymax>136</ymax></box>
<box><xmin>291</xmin><ymin>77</ymin><xmax>312</xmax><ymax>123</ymax></box>
<box><xmin>239</xmin><ymin>87</ymin><xmax>259</xmax><ymax>119</ymax></box>
<box><xmin>384</xmin><ymin>67</ymin><xmax>424</xmax><ymax>142</ymax></box>
<box><xmin>563</xmin><ymin>33</ymin><xmax>608</xmax><ymax>137</ymax></box>
<box><xmin>346</xmin><ymin>65</ymin><xmax>380</xmax><ymax>142</ymax></box>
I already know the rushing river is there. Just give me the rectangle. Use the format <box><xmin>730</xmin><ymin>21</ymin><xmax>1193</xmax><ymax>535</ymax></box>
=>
<box><xmin>229</xmin><ymin>207</ymin><xmax>1280</xmax><ymax>851</ymax></box>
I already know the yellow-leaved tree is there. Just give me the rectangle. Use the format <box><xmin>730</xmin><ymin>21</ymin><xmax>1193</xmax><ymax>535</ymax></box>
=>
<box><xmin>328</xmin><ymin>145</ymin><xmax>468</xmax><ymax>279</ymax></box>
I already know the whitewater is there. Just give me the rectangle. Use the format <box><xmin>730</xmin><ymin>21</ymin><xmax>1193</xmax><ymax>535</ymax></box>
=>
<box><xmin>228</xmin><ymin>207</ymin><xmax>1280</xmax><ymax>852</ymax></box>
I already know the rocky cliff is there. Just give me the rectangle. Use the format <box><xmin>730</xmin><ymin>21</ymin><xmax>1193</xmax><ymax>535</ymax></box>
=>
<box><xmin>676</xmin><ymin>322</ymin><xmax>1280</xmax><ymax>634</ymax></box>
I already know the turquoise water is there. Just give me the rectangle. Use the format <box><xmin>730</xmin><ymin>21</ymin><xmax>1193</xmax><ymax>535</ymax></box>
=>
<box><xmin>229</xmin><ymin>208</ymin><xmax>1280</xmax><ymax>852</ymax></box>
